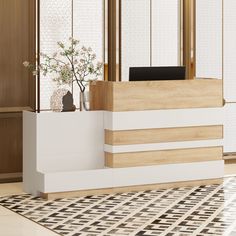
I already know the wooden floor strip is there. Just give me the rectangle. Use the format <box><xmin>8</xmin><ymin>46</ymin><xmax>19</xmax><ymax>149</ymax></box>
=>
<box><xmin>41</xmin><ymin>178</ymin><xmax>223</xmax><ymax>200</ymax></box>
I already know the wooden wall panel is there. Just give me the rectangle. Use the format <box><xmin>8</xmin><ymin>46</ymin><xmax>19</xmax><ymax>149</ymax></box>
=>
<box><xmin>0</xmin><ymin>0</ymin><xmax>36</xmax><ymax>109</ymax></box>
<box><xmin>0</xmin><ymin>0</ymin><xmax>36</xmax><ymax>181</ymax></box>
<box><xmin>28</xmin><ymin>0</ymin><xmax>37</xmax><ymax>110</ymax></box>
<box><xmin>0</xmin><ymin>114</ymin><xmax>22</xmax><ymax>174</ymax></box>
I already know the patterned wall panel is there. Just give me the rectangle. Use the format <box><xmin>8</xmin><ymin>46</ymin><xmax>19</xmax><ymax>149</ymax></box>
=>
<box><xmin>121</xmin><ymin>0</ymin><xmax>150</xmax><ymax>81</ymax></box>
<box><xmin>73</xmin><ymin>0</ymin><xmax>104</xmax><ymax>107</ymax></box>
<box><xmin>224</xmin><ymin>104</ymin><xmax>236</xmax><ymax>153</ymax></box>
<box><xmin>224</xmin><ymin>0</ymin><xmax>236</xmax><ymax>102</ymax></box>
<box><xmin>40</xmin><ymin>0</ymin><xmax>72</xmax><ymax>110</ymax></box>
<box><xmin>196</xmin><ymin>0</ymin><xmax>222</xmax><ymax>79</ymax></box>
<box><xmin>152</xmin><ymin>0</ymin><xmax>180</xmax><ymax>66</ymax></box>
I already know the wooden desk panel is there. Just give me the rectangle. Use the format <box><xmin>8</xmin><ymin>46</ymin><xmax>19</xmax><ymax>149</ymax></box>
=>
<box><xmin>90</xmin><ymin>79</ymin><xmax>223</xmax><ymax>111</ymax></box>
<box><xmin>105</xmin><ymin>125</ymin><xmax>223</xmax><ymax>145</ymax></box>
<box><xmin>105</xmin><ymin>147</ymin><xmax>223</xmax><ymax>168</ymax></box>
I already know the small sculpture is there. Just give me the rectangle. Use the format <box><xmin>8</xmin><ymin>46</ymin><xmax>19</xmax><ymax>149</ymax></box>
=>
<box><xmin>50</xmin><ymin>89</ymin><xmax>76</xmax><ymax>112</ymax></box>
<box><xmin>62</xmin><ymin>91</ymin><xmax>76</xmax><ymax>112</ymax></box>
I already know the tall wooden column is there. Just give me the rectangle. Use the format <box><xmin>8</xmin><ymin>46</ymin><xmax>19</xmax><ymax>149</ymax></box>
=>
<box><xmin>183</xmin><ymin>0</ymin><xmax>196</xmax><ymax>80</ymax></box>
<box><xmin>0</xmin><ymin>0</ymin><xmax>36</xmax><ymax>182</ymax></box>
<box><xmin>108</xmin><ymin>0</ymin><xmax>120</xmax><ymax>81</ymax></box>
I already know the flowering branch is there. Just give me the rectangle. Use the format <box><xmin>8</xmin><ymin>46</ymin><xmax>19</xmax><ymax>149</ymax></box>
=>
<box><xmin>23</xmin><ymin>37</ymin><xmax>103</xmax><ymax>93</ymax></box>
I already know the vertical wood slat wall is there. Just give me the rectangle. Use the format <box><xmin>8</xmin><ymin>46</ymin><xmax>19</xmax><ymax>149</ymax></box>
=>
<box><xmin>183</xmin><ymin>0</ymin><xmax>196</xmax><ymax>80</ymax></box>
<box><xmin>0</xmin><ymin>0</ymin><xmax>36</xmax><ymax>182</ymax></box>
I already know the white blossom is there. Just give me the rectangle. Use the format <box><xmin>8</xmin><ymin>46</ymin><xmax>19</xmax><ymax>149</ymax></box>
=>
<box><xmin>23</xmin><ymin>61</ymin><xmax>29</xmax><ymax>67</ymax></box>
<box><xmin>23</xmin><ymin>37</ymin><xmax>103</xmax><ymax>93</ymax></box>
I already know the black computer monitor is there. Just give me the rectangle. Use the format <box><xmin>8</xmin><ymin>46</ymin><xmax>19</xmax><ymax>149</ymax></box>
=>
<box><xmin>129</xmin><ymin>66</ymin><xmax>186</xmax><ymax>81</ymax></box>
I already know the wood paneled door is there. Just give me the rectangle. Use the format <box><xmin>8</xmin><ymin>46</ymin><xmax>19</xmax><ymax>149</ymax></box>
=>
<box><xmin>0</xmin><ymin>0</ymin><xmax>36</xmax><ymax>182</ymax></box>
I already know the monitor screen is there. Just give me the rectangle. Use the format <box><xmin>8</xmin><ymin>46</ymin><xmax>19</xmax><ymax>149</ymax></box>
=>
<box><xmin>129</xmin><ymin>66</ymin><xmax>186</xmax><ymax>81</ymax></box>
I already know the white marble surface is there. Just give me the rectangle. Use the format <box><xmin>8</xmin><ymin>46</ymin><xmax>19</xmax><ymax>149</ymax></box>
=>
<box><xmin>0</xmin><ymin>183</ymin><xmax>58</xmax><ymax>236</ymax></box>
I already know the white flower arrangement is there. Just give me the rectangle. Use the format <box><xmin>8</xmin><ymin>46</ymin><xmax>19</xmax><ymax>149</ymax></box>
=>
<box><xmin>23</xmin><ymin>37</ymin><xmax>103</xmax><ymax>93</ymax></box>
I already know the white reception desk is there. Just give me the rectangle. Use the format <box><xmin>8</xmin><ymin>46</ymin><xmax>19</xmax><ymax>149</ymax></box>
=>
<box><xmin>23</xmin><ymin>79</ymin><xmax>224</xmax><ymax>199</ymax></box>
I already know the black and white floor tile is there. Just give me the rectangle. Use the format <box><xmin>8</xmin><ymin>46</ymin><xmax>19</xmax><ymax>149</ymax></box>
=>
<box><xmin>1</xmin><ymin>178</ymin><xmax>236</xmax><ymax>235</ymax></box>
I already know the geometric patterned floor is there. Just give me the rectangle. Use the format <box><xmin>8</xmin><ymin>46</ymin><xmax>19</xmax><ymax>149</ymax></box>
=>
<box><xmin>1</xmin><ymin>177</ymin><xmax>236</xmax><ymax>236</ymax></box>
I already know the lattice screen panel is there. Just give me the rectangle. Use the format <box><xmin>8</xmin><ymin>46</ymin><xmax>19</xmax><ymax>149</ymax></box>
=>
<box><xmin>73</xmin><ymin>0</ymin><xmax>104</xmax><ymax>107</ymax></box>
<box><xmin>196</xmin><ymin>0</ymin><xmax>222</xmax><ymax>79</ymax></box>
<box><xmin>152</xmin><ymin>0</ymin><xmax>180</xmax><ymax>66</ymax></box>
<box><xmin>224</xmin><ymin>104</ymin><xmax>236</xmax><ymax>153</ymax></box>
<box><xmin>224</xmin><ymin>0</ymin><xmax>236</xmax><ymax>102</ymax></box>
<box><xmin>40</xmin><ymin>0</ymin><xmax>72</xmax><ymax>110</ymax></box>
<box><xmin>121</xmin><ymin>0</ymin><xmax>151</xmax><ymax>81</ymax></box>
<box><xmin>39</xmin><ymin>0</ymin><xmax>104</xmax><ymax>110</ymax></box>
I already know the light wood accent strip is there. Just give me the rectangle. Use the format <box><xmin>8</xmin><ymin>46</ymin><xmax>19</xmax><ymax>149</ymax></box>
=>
<box><xmin>41</xmin><ymin>188</ymin><xmax>113</xmax><ymax>200</ymax></box>
<box><xmin>105</xmin><ymin>125</ymin><xmax>223</xmax><ymax>145</ymax></box>
<box><xmin>42</xmin><ymin>178</ymin><xmax>223</xmax><ymax>200</ymax></box>
<box><xmin>0</xmin><ymin>172</ymin><xmax>22</xmax><ymax>179</ymax></box>
<box><xmin>0</xmin><ymin>113</ymin><xmax>22</xmax><ymax>119</ymax></box>
<box><xmin>90</xmin><ymin>79</ymin><xmax>223</xmax><ymax>111</ymax></box>
<box><xmin>224</xmin><ymin>160</ymin><xmax>236</xmax><ymax>176</ymax></box>
<box><xmin>225</xmin><ymin>159</ymin><xmax>236</xmax><ymax>165</ymax></box>
<box><xmin>224</xmin><ymin>153</ymin><xmax>236</xmax><ymax>160</ymax></box>
<box><xmin>0</xmin><ymin>172</ymin><xmax>22</xmax><ymax>183</ymax></box>
<box><xmin>105</xmin><ymin>147</ymin><xmax>223</xmax><ymax>168</ymax></box>
<box><xmin>0</xmin><ymin>106</ymin><xmax>33</xmax><ymax>113</ymax></box>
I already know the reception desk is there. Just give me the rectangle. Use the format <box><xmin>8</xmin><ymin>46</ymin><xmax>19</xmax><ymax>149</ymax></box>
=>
<box><xmin>23</xmin><ymin>79</ymin><xmax>224</xmax><ymax>199</ymax></box>
<box><xmin>91</xmin><ymin>79</ymin><xmax>223</xmax><ymax>169</ymax></box>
